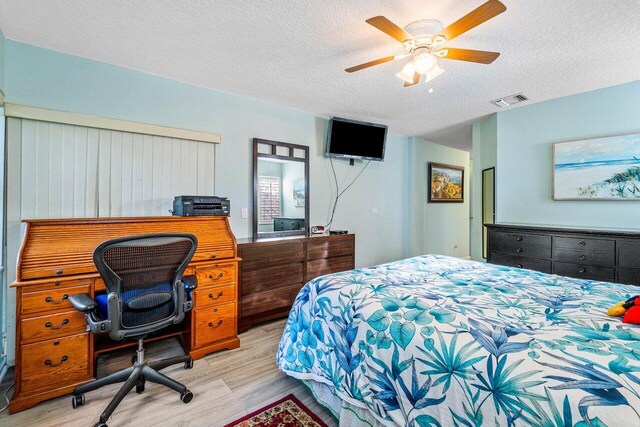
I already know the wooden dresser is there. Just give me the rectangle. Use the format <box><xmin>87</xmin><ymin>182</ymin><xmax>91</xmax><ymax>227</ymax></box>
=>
<box><xmin>238</xmin><ymin>234</ymin><xmax>355</xmax><ymax>332</ymax></box>
<box><xmin>487</xmin><ymin>223</ymin><xmax>640</xmax><ymax>285</ymax></box>
<box><xmin>10</xmin><ymin>216</ymin><xmax>240</xmax><ymax>413</ymax></box>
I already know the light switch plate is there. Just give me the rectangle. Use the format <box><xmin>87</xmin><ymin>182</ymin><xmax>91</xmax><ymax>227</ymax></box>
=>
<box><xmin>241</xmin><ymin>208</ymin><xmax>248</xmax><ymax>219</ymax></box>
<box><xmin>371</xmin><ymin>207</ymin><xmax>378</xmax><ymax>215</ymax></box>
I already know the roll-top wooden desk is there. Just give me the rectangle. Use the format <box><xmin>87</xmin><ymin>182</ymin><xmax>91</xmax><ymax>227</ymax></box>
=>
<box><xmin>10</xmin><ymin>216</ymin><xmax>240</xmax><ymax>413</ymax></box>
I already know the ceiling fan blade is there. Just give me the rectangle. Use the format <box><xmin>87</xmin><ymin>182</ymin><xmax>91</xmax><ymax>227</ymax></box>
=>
<box><xmin>438</xmin><ymin>0</ymin><xmax>506</xmax><ymax>42</ymax></box>
<box><xmin>440</xmin><ymin>48</ymin><xmax>500</xmax><ymax>64</ymax></box>
<box><xmin>345</xmin><ymin>55</ymin><xmax>396</xmax><ymax>73</ymax></box>
<box><xmin>366</xmin><ymin>16</ymin><xmax>414</xmax><ymax>43</ymax></box>
<box><xmin>404</xmin><ymin>73</ymin><xmax>421</xmax><ymax>87</ymax></box>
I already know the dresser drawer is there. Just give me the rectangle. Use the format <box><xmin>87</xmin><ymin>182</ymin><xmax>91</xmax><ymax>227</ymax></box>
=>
<box><xmin>194</xmin><ymin>304</ymin><xmax>236</xmax><ymax>347</ymax></box>
<box><xmin>306</xmin><ymin>255</ymin><xmax>355</xmax><ymax>281</ymax></box>
<box><xmin>21</xmin><ymin>281</ymin><xmax>91</xmax><ymax>315</ymax></box>
<box><xmin>241</xmin><ymin>283</ymin><xmax>302</xmax><ymax>317</ymax></box>
<box><xmin>240</xmin><ymin>241</ymin><xmax>304</xmax><ymax>271</ymax></box>
<box><xmin>553</xmin><ymin>262</ymin><xmax>615</xmax><ymax>282</ymax></box>
<box><xmin>194</xmin><ymin>284</ymin><xmax>235</xmax><ymax>309</ymax></box>
<box><xmin>553</xmin><ymin>248</ymin><xmax>615</xmax><ymax>267</ymax></box>
<box><xmin>241</xmin><ymin>263</ymin><xmax>304</xmax><ymax>294</ymax></box>
<box><xmin>21</xmin><ymin>310</ymin><xmax>87</xmax><ymax>343</ymax></box>
<box><xmin>195</xmin><ymin>263</ymin><xmax>236</xmax><ymax>288</ymax></box>
<box><xmin>491</xmin><ymin>242</ymin><xmax>551</xmax><ymax>259</ymax></box>
<box><xmin>553</xmin><ymin>236</ymin><xmax>614</xmax><ymax>253</ymax></box>
<box><xmin>618</xmin><ymin>240</ymin><xmax>640</xmax><ymax>269</ymax></box>
<box><xmin>307</xmin><ymin>237</ymin><xmax>354</xmax><ymax>261</ymax></box>
<box><xmin>489</xmin><ymin>253</ymin><xmax>552</xmax><ymax>273</ymax></box>
<box><xmin>492</xmin><ymin>231</ymin><xmax>551</xmax><ymax>248</ymax></box>
<box><xmin>20</xmin><ymin>333</ymin><xmax>90</xmax><ymax>393</ymax></box>
<box><xmin>619</xmin><ymin>269</ymin><xmax>640</xmax><ymax>286</ymax></box>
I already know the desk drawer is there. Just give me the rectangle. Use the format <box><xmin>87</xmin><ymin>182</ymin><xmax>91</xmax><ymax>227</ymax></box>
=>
<box><xmin>492</xmin><ymin>231</ymin><xmax>551</xmax><ymax>248</ymax></box>
<box><xmin>553</xmin><ymin>248</ymin><xmax>615</xmax><ymax>267</ymax></box>
<box><xmin>194</xmin><ymin>304</ymin><xmax>236</xmax><ymax>347</ymax></box>
<box><xmin>195</xmin><ymin>263</ymin><xmax>236</xmax><ymax>288</ymax></box>
<box><xmin>20</xmin><ymin>333</ymin><xmax>90</xmax><ymax>393</ymax></box>
<box><xmin>22</xmin><ymin>281</ymin><xmax>91</xmax><ymax>315</ymax></box>
<box><xmin>489</xmin><ymin>253</ymin><xmax>552</xmax><ymax>273</ymax></box>
<box><xmin>194</xmin><ymin>284</ymin><xmax>235</xmax><ymax>309</ymax></box>
<box><xmin>21</xmin><ymin>310</ymin><xmax>87</xmax><ymax>343</ymax></box>
<box><xmin>553</xmin><ymin>262</ymin><xmax>615</xmax><ymax>282</ymax></box>
<box><xmin>553</xmin><ymin>236</ymin><xmax>614</xmax><ymax>253</ymax></box>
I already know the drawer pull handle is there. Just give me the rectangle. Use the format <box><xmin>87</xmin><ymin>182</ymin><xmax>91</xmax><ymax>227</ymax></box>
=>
<box><xmin>210</xmin><ymin>253</ymin><xmax>217</xmax><ymax>259</ymax></box>
<box><xmin>45</xmin><ymin>355</ymin><xmax>68</xmax><ymax>367</ymax></box>
<box><xmin>516</xmin><ymin>248</ymin><xmax>523</xmax><ymax>253</ymax></box>
<box><xmin>579</xmin><ymin>241</ymin><xmax>586</xmax><ymax>247</ymax></box>
<box><xmin>516</xmin><ymin>264</ymin><xmax>523</xmax><ymax>268</ymax></box>
<box><xmin>579</xmin><ymin>255</ymin><xmax>587</xmax><ymax>260</ymax></box>
<box><xmin>45</xmin><ymin>319</ymin><xmax>69</xmax><ymax>330</ymax></box>
<box><xmin>54</xmin><ymin>281</ymin><xmax>61</xmax><ymax>286</ymax></box>
<box><xmin>209</xmin><ymin>292</ymin><xmax>223</xmax><ymax>300</ymax></box>
<box><xmin>579</xmin><ymin>267</ymin><xmax>586</xmax><ymax>274</ymax></box>
<box><xmin>208</xmin><ymin>273</ymin><xmax>224</xmax><ymax>280</ymax></box>
<box><xmin>208</xmin><ymin>320</ymin><xmax>223</xmax><ymax>328</ymax></box>
<box><xmin>45</xmin><ymin>294</ymin><xmax>69</xmax><ymax>304</ymax></box>
<box><xmin>56</xmin><ymin>269</ymin><xmax>63</xmax><ymax>275</ymax></box>
<box><xmin>515</xmin><ymin>236</ymin><xmax>523</xmax><ymax>241</ymax></box>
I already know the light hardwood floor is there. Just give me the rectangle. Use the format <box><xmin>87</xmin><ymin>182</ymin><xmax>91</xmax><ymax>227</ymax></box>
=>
<box><xmin>0</xmin><ymin>319</ymin><xmax>338</xmax><ymax>426</ymax></box>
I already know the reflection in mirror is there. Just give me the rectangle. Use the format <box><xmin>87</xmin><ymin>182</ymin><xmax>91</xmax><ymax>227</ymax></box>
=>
<box><xmin>253</xmin><ymin>138</ymin><xmax>309</xmax><ymax>238</ymax></box>
<box><xmin>257</xmin><ymin>158</ymin><xmax>306</xmax><ymax>233</ymax></box>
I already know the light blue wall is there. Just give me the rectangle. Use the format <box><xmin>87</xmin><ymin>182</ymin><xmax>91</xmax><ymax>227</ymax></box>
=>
<box><xmin>3</xmin><ymin>40</ymin><xmax>414</xmax><ymax>269</ymax></box>
<box><xmin>409</xmin><ymin>137</ymin><xmax>470</xmax><ymax>258</ymax></box>
<box><xmin>496</xmin><ymin>81</ymin><xmax>640</xmax><ymax>230</ymax></box>
<box><xmin>0</xmin><ymin>29</ymin><xmax>5</xmax><ymax>94</ymax></box>
<box><xmin>470</xmin><ymin>114</ymin><xmax>497</xmax><ymax>260</ymax></box>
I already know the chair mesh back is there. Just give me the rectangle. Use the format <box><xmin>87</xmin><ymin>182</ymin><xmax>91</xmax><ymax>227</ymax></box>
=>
<box><xmin>97</xmin><ymin>235</ymin><xmax>195</xmax><ymax>328</ymax></box>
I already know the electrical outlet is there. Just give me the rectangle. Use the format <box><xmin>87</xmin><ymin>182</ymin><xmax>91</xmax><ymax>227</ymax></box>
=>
<box><xmin>371</xmin><ymin>207</ymin><xmax>378</xmax><ymax>215</ymax></box>
<box><xmin>241</xmin><ymin>208</ymin><xmax>248</xmax><ymax>219</ymax></box>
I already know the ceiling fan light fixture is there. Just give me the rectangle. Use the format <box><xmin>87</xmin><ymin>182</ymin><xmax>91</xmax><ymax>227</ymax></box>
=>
<box><xmin>396</xmin><ymin>62</ymin><xmax>416</xmax><ymax>83</ymax></box>
<box><xmin>432</xmin><ymin>35</ymin><xmax>447</xmax><ymax>47</ymax></box>
<box><xmin>424</xmin><ymin>64</ymin><xmax>444</xmax><ymax>83</ymax></box>
<box><xmin>434</xmin><ymin>49</ymin><xmax>448</xmax><ymax>58</ymax></box>
<box><xmin>414</xmin><ymin>52</ymin><xmax>436</xmax><ymax>74</ymax></box>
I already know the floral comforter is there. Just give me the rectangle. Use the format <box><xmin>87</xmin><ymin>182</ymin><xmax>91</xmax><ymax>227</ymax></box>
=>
<box><xmin>276</xmin><ymin>255</ymin><xmax>640</xmax><ymax>426</ymax></box>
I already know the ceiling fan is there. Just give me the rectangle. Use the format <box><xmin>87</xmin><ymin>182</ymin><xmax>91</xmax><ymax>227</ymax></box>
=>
<box><xmin>345</xmin><ymin>0</ymin><xmax>506</xmax><ymax>87</ymax></box>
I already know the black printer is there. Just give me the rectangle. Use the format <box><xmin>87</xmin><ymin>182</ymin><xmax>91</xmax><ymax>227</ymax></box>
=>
<box><xmin>172</xmin><ymin>196</ymin><xmax>230</xmax><ymax>216</ymax></box>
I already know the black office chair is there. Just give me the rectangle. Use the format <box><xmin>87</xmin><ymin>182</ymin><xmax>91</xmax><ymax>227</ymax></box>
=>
<box><xmin>68</xmin><ymin>233</ymin><xmax>198</xmax><ymax>427</ymax></box>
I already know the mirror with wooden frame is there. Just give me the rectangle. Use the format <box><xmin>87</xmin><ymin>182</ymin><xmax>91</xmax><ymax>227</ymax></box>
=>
<box><xmin>253</xmin><ymin>138</ymin><xmax>309</xmax><ymax>238</ymax></box>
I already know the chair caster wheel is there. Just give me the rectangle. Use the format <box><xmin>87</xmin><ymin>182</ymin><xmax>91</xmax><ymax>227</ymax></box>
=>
<box><xmin>136</xmin><ymin>383</ymin><xmax>145</xmax><ymax>394</ymax></box>
<box><xmin>184</xmin><ymin>359</ymin><xmax>193</xmax><ymax>369</ymax></box>
<box><xmin>71</xmin><ymin>394</ymin><xmax>85</xmax><ymax>409</ymax></box>
<box><xmin>94</xmin><ymin>423</ymin><xmax>108</xmax><ymax>427</ymax></box>
<box><xmin>181</xmin><ymin>390</ymin><xmax>193</xmax><ymax>404</ymax></box>
<box><xmin>131</xmin><ymin>355</ymin><xmax>137</xmax><ymax>365</ymax></box>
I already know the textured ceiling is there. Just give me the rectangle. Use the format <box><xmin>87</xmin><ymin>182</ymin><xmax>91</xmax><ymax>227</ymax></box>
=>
<box><xmin>1</xmin><ymin>1</ymin><xmax>639</xmax><ymax>150</ymax></box>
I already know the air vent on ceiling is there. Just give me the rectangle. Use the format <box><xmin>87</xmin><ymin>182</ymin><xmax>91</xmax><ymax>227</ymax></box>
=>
<box><xmin>491</xmin><ymin>93</ymin><xmax>529</xmax><ymax>108</ymax></box>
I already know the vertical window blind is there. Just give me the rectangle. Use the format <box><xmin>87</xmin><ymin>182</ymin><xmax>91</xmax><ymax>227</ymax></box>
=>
<box><xmin>259</xmin><ymin>175</ymin><xmax>281</xmax><ymax>223</ymax></box>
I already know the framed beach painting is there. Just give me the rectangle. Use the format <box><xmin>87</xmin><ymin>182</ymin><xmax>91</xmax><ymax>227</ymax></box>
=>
<box><xmin>553</xmin><ymin>133</ymin><xmax>640</xmax><ymax>200</ymax></box>
<box><xmin>428</xmin><ymin>162</ymin><xmax>464</xmax><ymax>203</ymax></box>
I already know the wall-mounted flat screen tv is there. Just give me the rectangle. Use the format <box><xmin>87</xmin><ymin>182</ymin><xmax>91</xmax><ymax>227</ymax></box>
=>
<box><xmin>325</xmin><ymin>117</ymin><xmax>387</xmax><ymax>161</ymax></box>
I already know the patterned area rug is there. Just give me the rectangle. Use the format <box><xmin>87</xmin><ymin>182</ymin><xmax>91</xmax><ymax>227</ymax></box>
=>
<box><xmin>225</xmin><ymin>394</ymin><xmax>328</xmax><ymax>427</ymax></box>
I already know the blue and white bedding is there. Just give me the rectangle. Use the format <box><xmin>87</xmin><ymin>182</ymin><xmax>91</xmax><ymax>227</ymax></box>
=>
<box><xmin>276</xmin><ymin>255</ymin><xmax>640</xmax><ymax>426</ymax></box>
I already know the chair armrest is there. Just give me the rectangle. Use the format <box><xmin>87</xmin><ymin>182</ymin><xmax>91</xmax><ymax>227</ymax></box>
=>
<box><xmin>183</xmin><ymin>275</ymin><xmax>197</xmax><ymax>291</ymax></box>
<box><xmin>68</xmin><ymin>293</ymin><xmax>97</xmax><ymax>313</ymax></box>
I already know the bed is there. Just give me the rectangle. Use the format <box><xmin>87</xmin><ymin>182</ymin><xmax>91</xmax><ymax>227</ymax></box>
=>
<box><xmin>276</xmin><ymin>255</ymin><xmax>640</xmax><ymax>426</ymax></box>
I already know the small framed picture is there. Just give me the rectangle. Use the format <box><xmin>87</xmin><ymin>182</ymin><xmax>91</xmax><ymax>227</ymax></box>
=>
<box><xmin>428</xmin><ymin>162</ymin><xmax>464</xmax><ymax>203</ymax></box>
